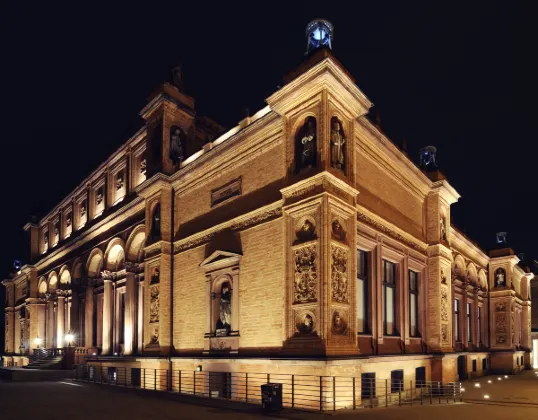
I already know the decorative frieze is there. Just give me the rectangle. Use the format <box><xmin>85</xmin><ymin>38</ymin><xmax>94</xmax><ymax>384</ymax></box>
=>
<box><xmin>440</xmin><ymin>285</ymin><xmax>449</xmax><ymax>322</ymax></box>
<box><xmin>293</xmin><ymin>245</ymin><xmax>317</xmax><ymax>304</ymax></box>
<box><xmin>331</xmin><ymin>245</ymin><xmax>348</xmax><ymax>303</ymax></box>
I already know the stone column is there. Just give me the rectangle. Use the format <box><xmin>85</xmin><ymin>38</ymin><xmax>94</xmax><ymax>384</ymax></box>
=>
<box><xmin>102</xmin><ymin>279</ymin><xmax>113</xmax><ymax>355</ymax></box>
<box><xmin>57</xmin><ymin>296</ymin><xmax>65</xmax><ymax>348</ymax></box>
<box><xmin>46</xmin><ymin>297</ymin><xmax>55</xmax><ymax>348</ymax></box>
<box><xmin>124</xmin><ymin>264</ymin><xmax>138</xmax><ymax>355</ymax></box>
<box><xmin>85</xmin><ymin>285</ymin><xmax>94</xmax><ymax>348</ymax></box>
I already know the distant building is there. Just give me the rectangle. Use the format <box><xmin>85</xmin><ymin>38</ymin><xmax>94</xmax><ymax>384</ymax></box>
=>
<box><xmin>2</xmin><ymin>20</ymin><xmax>534</xmax><ymax>406</ymax></box>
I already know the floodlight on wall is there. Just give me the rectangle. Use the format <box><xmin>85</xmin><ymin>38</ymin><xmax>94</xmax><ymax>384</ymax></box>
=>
<box><xmin>196</xmin><ymin>365</ymin><xmax>202</xmax><ymax>372</ymax></box>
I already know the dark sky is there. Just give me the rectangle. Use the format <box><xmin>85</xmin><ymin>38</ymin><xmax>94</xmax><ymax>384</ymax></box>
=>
<box><xmin>1</xmin><ymin>1</ymin><xmax>536</xmax><ymax>351</ymax></box>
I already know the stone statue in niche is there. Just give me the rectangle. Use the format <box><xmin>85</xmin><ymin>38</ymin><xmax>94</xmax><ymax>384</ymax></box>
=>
<box><xmin>441</xmin><ymin>268</ymin><xmax>447</xmax><ymax>284</ymax></box>
<box><xmin>441</xmin><ymin>325</ymin><xmax>448</xmax><ymax>343</ymax></box>
<box><xmin>150</xmin><ymin>267</ymin><xmax>160</xmax><ymax>284</ymax></box>
<box><xmin>330</xmin><ymin>117</ymin><xmax>346</xmax><ymax>171</ymax></box>
<box><xmin>140</xmin><ymin>158</ymin><xmax>147</xmax><ymax>175</ymax></box>
<box><xmin>170</xmin><ymin>126</ymin><xmax>186</xmax><ymax>165</ymax></box>
<box><xmin>331</xmin><ymin>311</ymin><xmax>348</xmax><ymax>335</ymax></box>
<box><xmin>331</xmin><ymin>246</ymin><xmax>348</xmax><ymax>303</ymax></box>
<box><xmin>495</xmin><ymin>268</ymin><xmax>506</xmax><ymax>287</ymax></box>
<box><xmin>66</xmin><ymin>214</ymin><xmax>72</xmax><ymax>227</ymax></box>
<box><xmin>331</xmin><ymin>219</ymin><xmax>346</xmax><ymax>242</ymax></box>
<box><xmin>297</xmin><ymin>313</ymin><xmax>314</xmax><ymax>334</ymax></box>
<box><xmin>43</xmin><ymin>233</ymin><xmax>49</xmax><ymax>246</ymax></box>
<box><xmin>295</xmin><ymin>219</ymin><xmax>316</xmax><ymax>243</ymax></box>
<box><xmin>80</xmin><ymin>203</ymin><xmax>86</xmax><ymax>217</ymax></box>
<box><xmin>116</xmin><ymin>173</ymin><xmax>124</xmax><ymax>190</ymax></box>
<box><xmin>150</xmin><ymin>203</ymin><xmax>161</xmax><ymax>241</ymax></box>
<box><xmin>294</xmin><ymin>246</ymin><xmax>317</xmax><ymax>304</ymax></box>
<box><xmin>215</xmin><ymin>283</ymin><xmax>232</xmax><ymax>335</ymax></box>
<box><xmin>54</xmin><ymin>224</ymin><xmax>59</xmax><ymax>239</ymax></box>
<box><xmin>295</xmin><ymin>116</ymin><xmax>317</xmax><ymax>172</ymax></box>
<box><xmin>96</xmin><ymin>189</ymin><xmax>103</xmax><ymax>205</ymax></box>
<box><xmin>440</xmin><ymin>216</ymin><xmax>447</xmax><ymax>241</ymax></box>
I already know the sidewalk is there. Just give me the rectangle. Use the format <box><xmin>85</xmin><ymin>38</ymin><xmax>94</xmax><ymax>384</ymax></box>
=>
<box><xmin>460</xmin><ymin>370</ymin><xmax>538</xmax><ymax>405</ymax></box>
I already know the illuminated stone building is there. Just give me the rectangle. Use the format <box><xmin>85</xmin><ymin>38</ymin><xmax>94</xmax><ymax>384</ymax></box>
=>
<box><xmin>2</xmin><ymin>21</ymin><xmax>534</xmax><ymax>396</ymax></box>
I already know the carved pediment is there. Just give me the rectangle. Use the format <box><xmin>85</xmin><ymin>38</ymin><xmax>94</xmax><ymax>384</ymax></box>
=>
<box><xmin>200</xmin><ymin>250</ymin><xmax>242</xmax><ymax>271</ymax></box>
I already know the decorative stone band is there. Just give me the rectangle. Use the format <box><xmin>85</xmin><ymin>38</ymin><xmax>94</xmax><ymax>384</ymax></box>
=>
<box><xmin>124</xmin><ymin>261</ymin><xmax>141</xmax><ymax>274</ymax></box>
<box><xmin>357</xmin><ymin>207</ymin><xmax>427</xmax><ymax>253</ymax></box>
<box><xmin>56</xmin><ymin>289</ymin><xmax>72</xmax><ymax>297</ymax></box>
<box><xmin>174</xmin><ymin>202</ymin><xmax>283</xmax><ymax>253</ymax></box>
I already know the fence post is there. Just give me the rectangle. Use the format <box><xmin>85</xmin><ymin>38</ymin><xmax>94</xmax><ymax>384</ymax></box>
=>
<box><xmin>178</xmin><ymin>370</ymin><xmax>182</xmax><ymax>394</ymax></box>
<box><xmin>245</xmin><ymin>373</ymin><xmax>248</xmax><ymax>403</ymax></box>
<box><xmin>209</xmin><ymin>372</ymin><xmax>212</xmax><ymax>398</ymax></box>
<box><xmin>420</xmin><ymin>382</ymin><xmax>423</xmax><ymax>405</ymax></box>
<box><xmin>143</xmin><ymin>368</ymin><xmax>146</xmax><ymax>389</ymax></box>
<box><xmin>411</xmin><ymin>380</ymin><xmax>413</xmax><ymax>406</ymax></box>
<box><xmin>398</xmin><ymin>384</ymin><xmax>401</xmax><ymax>406</ymax></box>
<box><xmin>438</xmin><ymin>382</ymin><xmax>441</xmax><ymax>404</ymax></box>
<box><xmin>291</xmin><ymin>375</ymin><xmax>295</xmax><ymax>408</ymax></box>
<box><xmin>333</xmin><ymin>376</ymin><xmax>336</xmax><ymax>411</ymax></box>
<box><xmin>453</xmin><ymin>383</ymin><xmax>456</xmax><ymax>403</ymax></box>
<box><xmin>267</xmin><ymin>373</ymin><xmax>270</xmax><ymax>384</ymax></box>
<box><xmin>352</xmin><ymin>377</ymin><xmax>356</xmax><ymax>410</ymax></box>
<box><xmin>370</xmin><ymin>378</ymin><xmax>374</xmax><ymax>408</ymax></box>
<box><xmin>194</xmin><ymin>371</ymin><xmax>196</xmax><ymax>396</ymax></box>
<box><xmin>385</xmin><ymin>379</ymin><xmax>388</xmax><ymax>407</ymax></box>
<box><xmin>319</xmin><ymin>376</ymin><xmax>323</xmax><ymax>411</ymax></box>
<box><xmin>154</xmin><ymin>369</ymin><xmax>157</xmax><ymax>390</ymax></box>
<box><xmin>429</xmin><ymin>383</ymin><xmax>432</xmax><ymax>404</ymax></box>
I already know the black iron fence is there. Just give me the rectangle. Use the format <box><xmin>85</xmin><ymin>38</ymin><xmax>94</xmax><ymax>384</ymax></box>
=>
<box><xmin>73</xmin><ymin>365</ymin><xmax>462</xmax><ymax>411</ymax></box>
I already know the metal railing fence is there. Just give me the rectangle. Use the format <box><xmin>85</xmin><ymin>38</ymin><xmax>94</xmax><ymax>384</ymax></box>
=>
<box><xmin>73</xmin><ymin>365</ymin><xmax>462</xmax><ymax>411</ymax></box>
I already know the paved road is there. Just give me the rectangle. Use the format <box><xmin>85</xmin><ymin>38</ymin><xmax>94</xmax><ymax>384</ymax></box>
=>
<box><xmin>0</xmin><ymin>374</ymin><xmax>537</xmax><ymax>420</ymax></box>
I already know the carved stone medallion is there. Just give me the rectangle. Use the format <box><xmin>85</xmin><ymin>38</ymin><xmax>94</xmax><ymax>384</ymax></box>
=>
<box><xmin>150</xmin><ymin>325</ymin><xmax>159</xmax><ymax>345</ymax></box>
<box><xmin>296</xmin><ymin>313</ymin><xmax>315</xmax><ymax>334</ymax></box>
<box><xmin>331</xmin><ymin>311</ymin><xmax>348</xmax><ymax>335</ymax></box>
<box><xmin>331</xmin><ymin>245</ymin><xmax>348</xmax><ymax>303</ymax></box>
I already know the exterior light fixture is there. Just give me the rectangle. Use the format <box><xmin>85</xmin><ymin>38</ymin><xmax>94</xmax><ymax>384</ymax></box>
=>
<box><xmin>497</xmin><ymin>377</ymin><xmax>502</xmax><ymax>381</ymax></box>
<box><xmin>487</xmin><ymin>380</ymin><xmax>492</xmax><ymax>383</ymax></box>
<box><xmin>504</xmin><ymin>375</ymin><xmax>508</xmax><ymax>379</ymax></box>
<box><xmin>114</xmin><ymin>352</ymin><xmax>118</xmax><ymax>356</ymax></box>
<box><xmin>64</xmin><ymin>333</ymin><xmax>74</xmax><ymax>345</ymax></box>
<box><xmin>33</xmin><ymin>337</ymin><xmax>42</xmax><ymax>347</ymax></box>
<box><xmin>196</xmin><ymin>365</ymin><xmax>202</xmax><ymax>372</ymax></box>
<box><xmin>92</xmin><ymin>353</ymin><xmax>97</xmax><ymax>356</ymax></box>
<box><xmin>460</xmin><ymin>387</ymin><xmax>465</xmax><ymax>392</ymax></box>
<box><xmin>474</xmin><ymin>383</ymin><xmax>481</xmax><ymax>388</ymax></box>
<box><xmin>484</xmin><ymin>394</ymin><xmax>490</xmax><ymax>399</ymax></box>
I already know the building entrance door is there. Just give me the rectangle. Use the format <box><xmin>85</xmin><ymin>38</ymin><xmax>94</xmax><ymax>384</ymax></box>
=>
<box><xmin>457</xmin><ymin>355</ymin><xmax>467</xmax><ymax>381</ymax></box>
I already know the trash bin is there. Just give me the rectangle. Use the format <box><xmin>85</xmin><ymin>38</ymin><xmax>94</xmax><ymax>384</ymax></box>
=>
<box><xmin>261</xmin><ymin>383</ymin><xmax>283</xmax><ymax>412</ymax></box>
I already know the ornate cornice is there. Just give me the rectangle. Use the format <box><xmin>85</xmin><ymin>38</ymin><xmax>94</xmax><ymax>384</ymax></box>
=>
<box><xmin>174</xmin><ymin>202</ymin><xmax>282</xmax><ymax>253</ymax></box>
<box><xmin>357</xmin><ymin>206</ymin><xmax>427</xmax><ymax>253</ymax></box>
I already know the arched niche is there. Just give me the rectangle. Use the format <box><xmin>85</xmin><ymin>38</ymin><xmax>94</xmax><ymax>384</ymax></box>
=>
<box><xmin>104</xmin><ymin>238</ymin><xmax>126</xmax><ymax>271</ymax></box>
<box><xmin>466</xmin><ymin>263</ymin><xmax>478</xmax><ymax>286</ymax></box>
<box><xmin>86</xmin><ymin>249</ymin><xmax>104</xmax><ymax>278</ymax></box>
<box><xmin>330</xmin><ymin>116</ymin><xmax>346</xmax><ymax>172</ymax></box>
<box><xmin>149</xmin><ymin>202</ymin><xmax>161</xmax><ymax>243</ymax></box>
<box><xmin>294</xmin><ymin>115</ymin><xmax>317</xmax><ymax>173</ymax></box>
<box><xmin>48</xmin><ymin>271</ymin><xmax>58</xmax><ymax>290</ymax></box>
<box><xmin>38</xmin><ymin>277</ymin><xmax>48</xmax><ymax>297</ymax></box>
<box><xmin>125</xmin><ymin>225</ymin><xmax>146</xmax><ymax>262</ymax></box>
<box><xmin>72</xmin><ymin>258</ymin><xmax>85</xmax><ymax>281</ymax></box>
<box><xmin>59</xmin><ymin>265</ymin><xmax>71</xmax><ymax>285</ymax></box>
<box><xmin>453</xmin><ymin>254</ymin><xmax>466</xmax><ymax>279</ymax></box>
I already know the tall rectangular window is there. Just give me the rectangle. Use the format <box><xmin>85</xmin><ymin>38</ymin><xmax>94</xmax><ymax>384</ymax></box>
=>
<box><xmin>361</xmin><ymin>372</ymin><xmax>376</xmax><ymax>399</ymax></box>
<box><xmin>409</xmin><ymin>270</ymin><xmax>419</xmax><ymax>337</ymax></box>
<box><xmin>391</xmin><ymin>369</ymin><xmax>404</xmax><ymax>393</ymax></box>
<box><xmin>357</xmin><ymin>250</ymin><xmax>369</xmax><ymax>334</ymax></box>
<box><xmin>467</xmin><ymin>303</ymin><xmax>472</xmax><ymax>343</ymax></box>
<box><xmin>383</xmin><ymin>260</ymin><xmax>396</xmax><ymax>336</ymax></box>
<box><xmin>478</xmin><ymin>306</ymin><xmax>482</xmax><ymax>344</ymax></box>
<box><xmin>454</xmin><ymin>299</ymin><xmax>460</xmax><ymax>342</ymax></box>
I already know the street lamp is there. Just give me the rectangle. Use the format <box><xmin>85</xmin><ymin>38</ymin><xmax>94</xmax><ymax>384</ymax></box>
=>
<box><xmin>64</xmin><ymin>332</ymin><xmax>75</xmax><ymax>347</ymax></box>
<box><xmin>34</xmin><ymin>337</ymin><xmax>42</xmax><ymax>348</ymax></box>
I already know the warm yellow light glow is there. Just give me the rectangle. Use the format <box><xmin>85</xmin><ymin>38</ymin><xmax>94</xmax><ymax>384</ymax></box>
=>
<box><xmin>497</xmin><ymin>377</ymin><xmax>502</xmax><ymax>381</ymax></box>
<box><xmin>33</xmin><ymin>337</ymin><xmax>42</xmax><ymax>346</ymax></box>
<box><xmin>460</xmin><ymin>387</ymin><xmax>465</xmax><ymax>392</ymax></box>
<box><xmin>474</xmin><ymin>383</ymin><xmax>480</xmax><ymax>388</ymax></box>
<box><xmin>487</xmin><ymin>380</ymin><xmax>492</xmax><ymax>383</ymax></box>
<box><xmin>484</xmin><ymin>394</ymin><xmax>490</xmax><ymax>399</ymax></box>
<box><xmin>504</xmin><ymin>375</ymin><xmax>508</xmax><ymax>379</ymax></box>
<box><xmin>65</xmin><ymin>333</ymin><xmax>74</xmax><ymax>344</ymax></box>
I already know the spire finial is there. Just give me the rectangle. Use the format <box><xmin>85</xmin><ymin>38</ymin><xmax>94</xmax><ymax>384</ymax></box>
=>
<box><xmin>305</xmin><ymin>19</ymin><xmax>334</xmax><ymax>54</ymax></box>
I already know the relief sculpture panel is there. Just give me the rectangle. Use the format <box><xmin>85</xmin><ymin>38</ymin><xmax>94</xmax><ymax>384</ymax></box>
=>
<box><xmin>150</xmin><ymin>285</ymin><xmax>160</xmax><ymax>323</ymax></box>
<box><xmin>331</xmin><ymin>245</ymin><xmax>348</xmax><ymax>303</ymax></box>
<box><xmin>293</xmin><ymin>245</ymin><xmax>317</xmax><ymax>304</ymax></box>
<box><xmin>440</xmin><ymin>285</ymin><xmax>448</xmax><ymax>322</ymax></box>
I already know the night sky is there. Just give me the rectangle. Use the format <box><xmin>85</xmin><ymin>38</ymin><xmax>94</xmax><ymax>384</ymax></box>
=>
<box><xmin>1</xmin><ymin>1</ymin><xmax>536</xmax><ymax>352</ymax></box>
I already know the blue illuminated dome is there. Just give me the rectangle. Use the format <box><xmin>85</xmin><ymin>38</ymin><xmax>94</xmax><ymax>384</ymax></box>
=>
<box><xmin>306</xmin><ymin>19</ymin><xmax>333</xmax><ymax>54</ymax></box>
